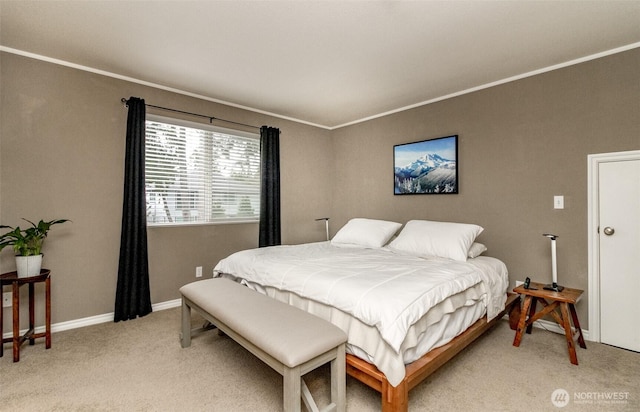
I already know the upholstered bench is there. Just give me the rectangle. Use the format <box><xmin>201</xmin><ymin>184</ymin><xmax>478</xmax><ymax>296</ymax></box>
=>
<box><xmin>180</xmin><ymin>277</ymin><xmax>347</xmax><ymax>412</ymax></box>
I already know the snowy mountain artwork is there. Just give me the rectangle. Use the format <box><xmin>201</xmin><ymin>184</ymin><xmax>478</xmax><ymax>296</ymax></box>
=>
<box><xmin>394</xmin><ymin>135</ymin><xmax>458</xmax><ymax>194</ymax></box>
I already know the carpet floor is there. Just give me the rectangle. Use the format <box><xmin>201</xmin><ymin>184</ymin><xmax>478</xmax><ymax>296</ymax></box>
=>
<box><xmin>1</xmin><ymin>307</ymin><xmax>638</xmax><ymax>411</ymax></box>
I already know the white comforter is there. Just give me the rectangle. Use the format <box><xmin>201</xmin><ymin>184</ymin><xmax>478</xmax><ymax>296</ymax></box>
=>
<box><xmin>214</xmin><ymin>242</ymin><xmax>508</xmax><ymax>354</ymax></box>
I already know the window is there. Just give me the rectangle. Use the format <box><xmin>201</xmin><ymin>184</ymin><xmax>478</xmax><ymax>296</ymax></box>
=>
<box><xmin>145</xmin><ymin>115</ymin><xmax>260</xmax><ymax>226</ymax></box>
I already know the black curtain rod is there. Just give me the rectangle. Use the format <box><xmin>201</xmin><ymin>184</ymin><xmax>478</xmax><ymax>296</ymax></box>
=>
<box><xmin>120</xmin><ymin>98</ymin><xmax>260</xmax><ymax>130</ymax></box>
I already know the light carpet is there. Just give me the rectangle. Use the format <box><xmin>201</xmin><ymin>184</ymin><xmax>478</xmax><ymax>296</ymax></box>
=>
<box><xmin>1</xmin><ymin>307</ymin><xmax>638</xmax><ymax>411</ymax></box>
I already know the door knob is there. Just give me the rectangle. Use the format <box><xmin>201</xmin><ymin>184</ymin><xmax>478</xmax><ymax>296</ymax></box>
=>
<box><xmin>603</xmin><ymin>226</ymin><xmax>615</xmax><ymax>236</ymax></box>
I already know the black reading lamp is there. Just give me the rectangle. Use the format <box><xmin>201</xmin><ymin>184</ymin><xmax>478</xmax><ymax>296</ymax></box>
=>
<box><xmin>315</xmin><ymin>218</ymin><xmax>330</xmax><ymax>241</ymax></box>
<box><xmin>542</xmin><ymin>233</ymin><xmax>564</xmax><ymax>292</ymax></box>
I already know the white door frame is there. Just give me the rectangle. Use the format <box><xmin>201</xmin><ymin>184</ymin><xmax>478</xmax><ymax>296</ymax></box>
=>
<box><xmin>587</xmin><ymin>149</ymin><xmax>640</xmax><ymax>343</ymax></box>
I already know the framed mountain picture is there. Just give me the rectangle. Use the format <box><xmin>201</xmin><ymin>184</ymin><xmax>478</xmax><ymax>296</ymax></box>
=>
<box><xmin>393</xmin><ymin>135</ymin><xmax>458</xmax><ymax>194</ymax></box>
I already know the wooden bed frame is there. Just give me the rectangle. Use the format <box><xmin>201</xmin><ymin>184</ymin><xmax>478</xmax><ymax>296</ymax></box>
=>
<box><xmin>345</xmin><ymin>293</ymin><xmax>521</xmax><ymax>412</ymax></box>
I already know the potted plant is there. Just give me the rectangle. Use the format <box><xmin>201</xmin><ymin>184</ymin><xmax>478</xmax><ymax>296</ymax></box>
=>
<box><xmin>0</xmin><ymin>218</ymin><xmax>69</xmax><ymax>278</ymax></box>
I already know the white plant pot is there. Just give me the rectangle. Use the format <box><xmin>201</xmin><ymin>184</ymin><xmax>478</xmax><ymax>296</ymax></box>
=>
<box><xmin>16</xmin><ymin>254</ymin><xmax>43</xmax><ymax>278</ymax></box>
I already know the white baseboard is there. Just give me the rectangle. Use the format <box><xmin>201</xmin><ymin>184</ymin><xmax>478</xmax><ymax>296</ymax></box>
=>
<box><xmin>501</xmin><ymin>313</ymin><xmax>591</xmax><ymax>342</ymax></box>
<box><xmin>2</xmin><ymin>298</ymin><xmax>182</xmax><ymax>339</ymax></box>
<box><xmin>530</xmin><ymin>319</ymin><xmax>591</xmax><ymax>342</ymax></box>
<box><xmin>5</xmin><ymin>299</ymin><xmax>591</xmax><ymax>343</ymax></box>
<box><xmin>151</xmin><ymin>298</ymin><xmax>182</xmax><ymax>312</ymax></box>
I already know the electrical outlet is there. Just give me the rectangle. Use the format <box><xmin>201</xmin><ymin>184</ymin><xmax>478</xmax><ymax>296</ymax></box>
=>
<box><xmin>554</xmin><ymin>195</ymin><xmax>564</xmax><ymax>209</ymax></box>
<box><xmin>2</xmin><ymin>292</ymin><xmax>11</xmax><ymax>308</ymax></box>
<box><xmin>196</xmin><ymin>266</ymin><xmax>203</xmax><ymax>278</ymax></box>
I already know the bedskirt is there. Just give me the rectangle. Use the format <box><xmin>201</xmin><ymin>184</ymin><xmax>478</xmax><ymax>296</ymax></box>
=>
<box><xmin>237</xmin><ymin>278</ymin><xmax>486</xmax><ymax>387</ymax></box>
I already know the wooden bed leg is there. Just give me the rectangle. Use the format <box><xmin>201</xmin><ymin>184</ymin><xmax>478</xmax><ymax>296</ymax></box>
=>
<box><xmin>381</xmin><ymin>379</ymin><xmax>408</xmax><ymax>412</ymax></box>
<box><xmin>348</xmin><ymin>293</ymin><xmax>520</xmax><ymax>411</ymax></box>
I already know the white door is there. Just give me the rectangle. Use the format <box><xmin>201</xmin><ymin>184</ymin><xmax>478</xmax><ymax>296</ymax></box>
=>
<box><xmin>599</xmin><ymin>158</ymin><xmax>640</xmax><ymax>352</ymax></box>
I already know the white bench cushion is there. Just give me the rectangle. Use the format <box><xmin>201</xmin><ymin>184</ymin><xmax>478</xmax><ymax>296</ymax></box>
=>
<box><xmin>180</xmin><ymin>278</ymin><xmax>347</xmax><ymax>368</ymax></box>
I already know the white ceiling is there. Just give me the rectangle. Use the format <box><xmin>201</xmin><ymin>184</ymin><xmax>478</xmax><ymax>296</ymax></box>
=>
<box><xmin>2</xmin><ymin>1</ymin><xmax>639</xmax><ymax>129</ymax></box>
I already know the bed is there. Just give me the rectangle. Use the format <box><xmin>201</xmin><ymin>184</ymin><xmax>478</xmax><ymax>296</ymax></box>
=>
<box><xmin>213</xmin><ymin>219</ymin><xmax>519</xmax><ymax>411</ymax></box>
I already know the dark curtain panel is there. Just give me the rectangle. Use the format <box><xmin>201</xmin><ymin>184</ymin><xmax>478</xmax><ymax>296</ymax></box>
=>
<box><xmin>114</xmin><ymin>97</ymin><xmax>152</xmax><ymax>322</ymax></box>
<box><xmin>259</xmin><ymin>126</ymin><xmax>281</xmax><ymax>247</ymax></box>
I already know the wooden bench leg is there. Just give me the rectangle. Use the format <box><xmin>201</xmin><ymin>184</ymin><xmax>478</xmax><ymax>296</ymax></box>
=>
<box><xmin>508</xmin><ymin>295</ymin><xmax>522</xmax><ymax>330</ymax></box>
<box><xmin>560</xmin><ymin>302</ymin><xmax>578</xmax><ymax>365</ymax></box>
<box><xmin>569</xmin><ymin>303</ymin><xmax>587</xmax><ymax>349</ymax></box>
<box><xmin>525</xmin><ymin>297</ymin><xmax>538</xmax><ymax>334</ymax></box>
<box><xmin>181</xmin><ymin>297</ymin><xmax>191</xmax><ymax>348</ymax></box>
<box><xmin>513</xmin><ymin>295</ymin><xmax>532</xmax><ymax>347</ymax></box>
<box><xmin>283</xmin><ymin>365</ymin><xmax>302</xmax><ymax>412</ymax></box>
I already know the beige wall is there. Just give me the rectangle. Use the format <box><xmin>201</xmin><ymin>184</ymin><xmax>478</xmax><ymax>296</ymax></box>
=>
<box><xmin>331</xmin><ymin>48</ymin><xmax>640</xmax><ymax>328</ymax></box>
<box><xmin>0</xmin><ymin>52</ymin><xmax>333</xmax><ymax>326</ymax></box>
<box><xmin>1</xmin><ymin>48</ymin><xmax>638</xmax><ymax>331</ymax></box>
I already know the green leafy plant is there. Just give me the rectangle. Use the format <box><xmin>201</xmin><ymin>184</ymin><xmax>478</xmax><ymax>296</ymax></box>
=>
<box><xmin>0</xmin><ymin>218</ymin><xmax>69</xmax><ymax>256</ymax></box>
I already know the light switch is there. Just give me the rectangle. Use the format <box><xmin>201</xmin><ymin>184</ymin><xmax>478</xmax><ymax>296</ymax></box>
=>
<box><xmin>554</xmin><ymin>195</ymin><xmax>564</xmax><ymax>209</ymax></box>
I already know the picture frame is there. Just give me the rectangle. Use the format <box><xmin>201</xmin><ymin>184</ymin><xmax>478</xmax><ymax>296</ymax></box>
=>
<box><xmin>394</xmin><ymin>135</ymin><xmax>458</xmax><ymax>195</ymax></box>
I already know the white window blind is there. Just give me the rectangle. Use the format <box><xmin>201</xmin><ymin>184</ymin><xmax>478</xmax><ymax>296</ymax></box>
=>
<box><xmin>145</xmin><ymin>115</ymin><xmax>260</xmax><ymax>226</ymax></box>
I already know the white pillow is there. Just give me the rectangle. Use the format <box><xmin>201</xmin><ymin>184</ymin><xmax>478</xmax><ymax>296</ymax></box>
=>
<box><xmin>331</xmin><ymin>218</ymin><xmax>402</xmax><ymax>249</ymax></box>
<box><xmin>467</xmin><ymin>242</ymin><xmax>487</xmax><ymax>258</ymax></box>
<box><xmin>388</xmin><ymin>220</ymin><xmax>484</xmax><ymax>261</ymax></box>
